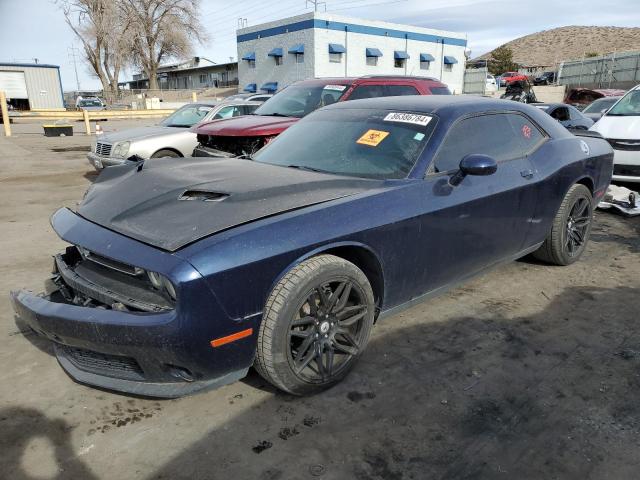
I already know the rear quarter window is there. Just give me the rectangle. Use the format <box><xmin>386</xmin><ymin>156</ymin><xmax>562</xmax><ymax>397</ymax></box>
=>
<box><xmin>429</xmin><ymin>86</ymin><xmax>451</xmax><ymax>95</ymax></box>
<box><xmin>430</xmin><ymin>113</ymin><xmax>545</xmax><ymax>173</ymax></box>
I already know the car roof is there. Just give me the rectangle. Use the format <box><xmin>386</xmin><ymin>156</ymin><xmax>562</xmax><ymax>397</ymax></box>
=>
<box><xmin>322</xmin><ymin>95</ymin><xmax>573</xmax><ymax>138</ymax></box>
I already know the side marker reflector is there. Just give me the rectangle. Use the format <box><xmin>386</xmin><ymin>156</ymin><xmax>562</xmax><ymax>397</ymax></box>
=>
<box><xmin>210</xmin><ymin>328</ymin><xmax>253</xmax><ymax>348</ymax></box>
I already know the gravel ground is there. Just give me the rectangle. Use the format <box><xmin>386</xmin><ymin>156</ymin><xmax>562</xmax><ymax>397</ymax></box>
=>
<box><xmin>1</xmin><ymin>120</ymin><xmax>639</xmax><ymax>480</ymax></box>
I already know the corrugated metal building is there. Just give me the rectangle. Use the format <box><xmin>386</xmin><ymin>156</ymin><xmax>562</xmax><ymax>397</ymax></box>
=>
<box><xmin>0</xmin><ymin>63</ymin><xmax>64</xmax><ymax>110</ymax></box>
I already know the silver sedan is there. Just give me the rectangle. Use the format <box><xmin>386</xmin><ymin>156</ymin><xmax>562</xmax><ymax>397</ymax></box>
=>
<box><xmin>87</xmin><ymin>101</ymin><xmax>261</xmax><ymax>170</ymax></box>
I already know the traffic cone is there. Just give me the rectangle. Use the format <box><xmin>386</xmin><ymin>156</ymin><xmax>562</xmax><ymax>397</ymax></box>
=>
<box><xmin>95</xmin><ymin>123</ymin><xmax>103</xmax><ymax>136</ymax></box>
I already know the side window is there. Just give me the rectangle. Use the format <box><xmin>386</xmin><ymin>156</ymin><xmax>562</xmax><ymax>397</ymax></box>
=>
<box><xmin>213</xmin><ymin>106</ymin><xmax>239</xmax><ymax>119</ymax></box>
<box><xmin>505</xmin><ymin>114</ymin><xmax>546</xmax><ymax>155</ymax></box>
<box><xmin>385</xmin><ymin>85</ymin><xmax>419</xmax><ymax>96</ymax></box>
<box><xmin>551</xmin><ymin>107</ymin><xmax>570</xmax><ymax>122</ymax></box>
<box><xmin>347</xmin><ymin>84</ymin><xmax>386</xmax><ymax>100</ymax></box>
<box><xmin>432</xmin><ymin>114</ymin><xmax>526</xmax><ymax>173</ymax></box>
<box><xmin>568</xmin><ymin>106</ymin><xmax>581</xmax><ymax>120</ymax></box>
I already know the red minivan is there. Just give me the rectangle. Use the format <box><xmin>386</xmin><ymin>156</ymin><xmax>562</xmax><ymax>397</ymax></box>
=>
<box><xmin>193</xmin><ymin>76</ymin><xmax>451</xmax><ymax>157</ymax></box>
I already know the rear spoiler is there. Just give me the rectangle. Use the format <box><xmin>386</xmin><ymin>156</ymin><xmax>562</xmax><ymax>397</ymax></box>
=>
<box><xmin>568</xmin><ymin>128</ymin><xmax>603</xmax><ymax>139</ymax></box>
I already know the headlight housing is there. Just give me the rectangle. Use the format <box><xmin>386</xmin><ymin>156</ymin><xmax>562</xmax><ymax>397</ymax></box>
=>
<box><xmin>147</xmin><ymin>270</ymin><xmax>176</xmax><ymax>301</ymax></box>
<box><xmin>112</xmin><ymin>141</ymin><xmax>131</xmax><ymax>158</ymax></box>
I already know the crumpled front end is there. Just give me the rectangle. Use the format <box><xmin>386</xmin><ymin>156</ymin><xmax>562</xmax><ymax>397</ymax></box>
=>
<box><xmin>10</xmin><ymin>208</ymin><xmax>258</xmax><ymax>397</ymax></box>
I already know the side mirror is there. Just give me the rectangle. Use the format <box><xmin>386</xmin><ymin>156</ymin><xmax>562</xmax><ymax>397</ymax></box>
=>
<box><xmin>450</xmin><ymin>154</ymin><xmax>497</xmax><ymax>186</ymax></box>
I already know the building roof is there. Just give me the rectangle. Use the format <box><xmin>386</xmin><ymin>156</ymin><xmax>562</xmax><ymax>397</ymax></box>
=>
<box><xmin>236</xmin><ymin>11</ymin><xmax>467</xmax><ymax>47</ymax></box>
<box><xmin>0</xmin><ymin>62</ymin><xmax>60</xmax><ymax>69</ymax></box>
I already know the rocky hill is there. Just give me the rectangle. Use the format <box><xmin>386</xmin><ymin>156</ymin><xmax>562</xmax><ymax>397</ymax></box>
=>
<box><xmin>476</xmin><ymin>26</ymin><xmax>640</xmax><ymax>67</ymax></box>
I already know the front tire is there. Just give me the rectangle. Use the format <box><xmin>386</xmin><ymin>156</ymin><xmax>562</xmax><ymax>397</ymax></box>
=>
<box><xmin>151</xmin><ymin>149</ymin><xmax>180</xmax><ymax>158</ymax></box>
<box><xmin>533</xmin><ymin>184</ymin><xmax>594</xmax><ymax>265</ymax></box>
<box><xmin>255</xmin><ymin>255</ymin><xmax>375</xmax><ymax>395</ymax></box>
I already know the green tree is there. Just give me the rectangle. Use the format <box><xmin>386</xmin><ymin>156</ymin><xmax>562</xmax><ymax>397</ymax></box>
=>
<box><xmin>488</xmin><ymin>46</ymin><xmax>519</xmax><ymax>75</ymax></box>
<box><xmin>585</xmin><ymin>52</ymin><xmax>599</xmax><ymax>58</ymax></box>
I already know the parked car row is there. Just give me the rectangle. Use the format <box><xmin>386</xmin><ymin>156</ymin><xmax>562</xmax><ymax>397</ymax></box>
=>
<box><xmin>13</xmin><ymin>93</ymin><xmax>614</xmax><ymax>398</ymax></box>
<box><xmin>88</xmin><ymin>75</ymin><xmax>451</xmax><ymax>168</ymax></box>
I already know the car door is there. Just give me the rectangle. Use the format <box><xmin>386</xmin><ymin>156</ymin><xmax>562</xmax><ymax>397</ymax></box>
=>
<box><xmin>409</xmin><ymin>113</ymin><xmax>540</xmax><ymax>294</ymax></box>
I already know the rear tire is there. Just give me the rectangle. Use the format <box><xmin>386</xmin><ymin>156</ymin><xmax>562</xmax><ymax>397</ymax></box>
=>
<box><xmin>533</xmin><ymin>184</ymin><xmax>593</xmax><ymax>265</ymax></box>
<box><xmin>255</xmin><ymin>255</ymin><xmax>375</xmax><ymax>395</ymax></box>
<box><xmin>151</xmin><ymin>149</ymin><xmax>180</xmax><ymax>158</ymax></box>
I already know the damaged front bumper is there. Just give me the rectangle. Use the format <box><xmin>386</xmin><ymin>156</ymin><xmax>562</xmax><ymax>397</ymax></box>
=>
<box><xmin>9</xmin><ymin>208</ymin><xmax>256</xmax><ymax>398</ymax></box>
<box><xmin>11</xmin><ymin>290</ymin><xmax>247</xmax><ymax>398</ymax></box>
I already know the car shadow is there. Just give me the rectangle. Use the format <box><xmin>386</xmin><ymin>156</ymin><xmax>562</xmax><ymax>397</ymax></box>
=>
<box><xmin>146</xmin><ymin>285</ymin><xmax>640</xmax><ymax>480</ymax></box>
<box><xmin>0</xmin><ymin>407</ymin><xmax>98</xmax><ymax>480</ymax></box>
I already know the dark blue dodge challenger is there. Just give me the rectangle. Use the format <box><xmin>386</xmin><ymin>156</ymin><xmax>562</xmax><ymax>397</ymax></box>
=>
<box><xmin>11</xmin><ymin>97</ymin><xmax>613</xmax><ymax>397</ymax></box>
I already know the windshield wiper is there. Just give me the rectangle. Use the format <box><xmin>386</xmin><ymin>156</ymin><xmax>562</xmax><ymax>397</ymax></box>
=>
<box><xmin>262</xmin><ymin>112</ymin><xmax>291</xmax><ymax>117</ymax></box>
<box><xmin>236</xmin><ymin>154</ymin><xmax>254</xmax><ymax>160</ymax></box>
<box><xmin>286</xmin><ymin>164</ymin><xmax>331</xmax><ymax>174</ymax></box>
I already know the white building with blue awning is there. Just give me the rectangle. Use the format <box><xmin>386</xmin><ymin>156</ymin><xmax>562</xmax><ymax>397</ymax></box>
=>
<box><xmin>237</xmin><ymin>12</ymin><xmax>467</xmax><ymax>94</ymax></box>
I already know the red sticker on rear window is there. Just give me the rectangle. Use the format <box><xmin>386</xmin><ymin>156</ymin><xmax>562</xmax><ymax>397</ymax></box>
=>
<box><xmin>522</xmin><ymin>125</ymin><xmax>532</xmax><ymax>139</ymax></box>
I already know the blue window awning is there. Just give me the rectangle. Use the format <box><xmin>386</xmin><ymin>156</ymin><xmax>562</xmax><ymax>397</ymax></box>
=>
<box><xmin>366</xmin><ymin>47</ymin><xmax>383</xmax><ymax>57</ymax></box>
<box><xmin>394</xmin><ymin>51</ymin><xmax>410</xmax><ymax>60</ymax></box>
<box><xmin>261</xmin><ymin>82</ymin><xmax>278</xmax><ymax>93</ymax></box>
<box><xmin>444</xmin><ymin>56</ymin><xmax>458</xmax><ymax>65</ymax></box>
<box><xmin>242</xmin><ymin>52</ymin><xmax>255</xmax><ymax>61</ymax></box>
<box><xmin>328</xmin><ymin>43</ymin><xmax>346</xmax><ymax>54</ymax></box>
<box><xmin>288</xmin><ymin>44</ymin><xmax>304</xmax><ymax>54</ymax></box>
<box><xmin>420</xmin><ymin>53</ymin><xmax>435</xmax><ymax>62</ymax></box>
<box><xmin>268</xmin><ymin>48</ymin><xmax>283</xmax><ymax>57</ymax></box>
<box><xmin>243</xmin><ymin>83</ymin><xmax>257</xmax><ymax>93</ymax></box>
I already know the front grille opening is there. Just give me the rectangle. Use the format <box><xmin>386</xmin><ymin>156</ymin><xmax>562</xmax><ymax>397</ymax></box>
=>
<box><xmin>199</xmin><ymin>134</ymin><xmax>266</xmax><ymax>156</ymax></box>
<box><xmin>95</xmin><ymin>142</ymin><xmax>112</xmax><ymax>156</ymax></box>
<box><xmin>53</xmin><ymin>246</ymin><xmax>174</xmax><ymax>313</ymax></box>
<box><xmin>57</xmin><ymin>344</ymin><xmax>144</xmax><ymax>381</ymax></box>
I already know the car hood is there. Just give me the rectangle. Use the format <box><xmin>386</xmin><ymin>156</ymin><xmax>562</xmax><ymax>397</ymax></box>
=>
<box><xmin>590</xmin><ymin>115</ymin><xmax>640</xmax><ymax>139</ymax></box>
<box><xmin>78</xmin><ymin>157</ymin><xmax>383</xmax><ymax>251</ymax></box>
<box><xmin>194</xmin><ymin>115</ymin><xmax>300</xmax><ymax>137</ymax></box>
<box><xmin>99</xmin><ymin>125</ymin><xmax>181</xmax><ymax>143</ymax></box>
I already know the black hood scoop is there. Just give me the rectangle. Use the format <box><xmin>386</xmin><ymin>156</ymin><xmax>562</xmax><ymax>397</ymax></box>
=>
<box><xmin>178</xmin><ymin>190</ymin><xmax>229</xmax><ymax>202</ymax></box>
<box><xmin>78</xmin><ymin>157</ymin><xmax>382</xmax><ymax>251</ymax></box>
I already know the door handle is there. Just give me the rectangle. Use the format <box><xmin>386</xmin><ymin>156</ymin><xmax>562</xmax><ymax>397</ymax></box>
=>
<box><xmin>520</xmin><ymin>169</ymin><xmax>534</xmax><ymax>179</ymax></box>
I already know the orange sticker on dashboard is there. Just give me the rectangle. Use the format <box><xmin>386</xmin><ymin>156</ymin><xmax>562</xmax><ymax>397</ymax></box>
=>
<box><xmin>356</xmin><ymin>129</ymin><xmax>389</xmax><ymax>147</ymax></box>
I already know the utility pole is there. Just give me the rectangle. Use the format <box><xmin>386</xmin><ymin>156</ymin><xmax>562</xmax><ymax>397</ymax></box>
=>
<box><xmin>68</xmin><ymin>46</ymin><xmax>81</xmax><ymax>93</ymax></box>
<box><xmin>306</xmin><ymin>0</ymin><xmax>326</xmax><ymax>12</ymax></box>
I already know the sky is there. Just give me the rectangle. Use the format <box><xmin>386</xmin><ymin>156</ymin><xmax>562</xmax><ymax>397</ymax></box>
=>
<box><xmin>1</xmin><ymin>0</ymin><xmax>639</xmax><ymax>91</ymax></box>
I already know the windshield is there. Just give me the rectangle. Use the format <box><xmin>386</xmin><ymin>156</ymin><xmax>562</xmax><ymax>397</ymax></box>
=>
<box><xmin>160</xmin><ymin>104</ymin><xmax>213</xmax><ymax>127</ymax></box>
<box><xmin>606</xmin><ymin>89</ymin><xmax>640</xmax><ymax>116</ymax></box>
<box><xmin>253</xmin><ymin>109</ymin><xmax>436</xmax><ymax>179</ymax></box>
<box><xmin>79</xmin><ymin>99</ymin><xmax>102</xmax><ymax>107</ymax></box>
<box><xmin>254</xmin><ymin>83</ymin><xmax>349</xmax><ymax>118</ymax></box>
<box><xmin>583</xmin><ymin>97</ymin><xmax>618</xmax><ymax>113</ymax></box>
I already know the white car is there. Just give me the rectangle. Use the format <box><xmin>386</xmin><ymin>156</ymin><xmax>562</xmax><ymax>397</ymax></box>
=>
<box><xmin>87</xmin><ymin>101</ymin><xmax>261</xmax><ymax>170</ymax></box>
<box><xmin>485</xmin><ymin>74</ymin><xmax>498</xmax><ymax>93</ymax></box>
<box><xmin>590</xmin><ymin>85</ymin><xmax>640</xmax><ymax>183</ymax></box>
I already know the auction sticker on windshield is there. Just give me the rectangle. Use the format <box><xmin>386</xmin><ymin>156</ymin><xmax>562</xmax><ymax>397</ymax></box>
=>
<box><xmin>384</xmin><ymin>112</ymin><xmax>432</xmax><ymax>126</ymax></box>
<box><xmin>357</xmin><ymin>129</ymin><xmax>390</xmax><ymax>147</ymax></box>
<box><xmin>324</xmin><ymin>85</ymin><xmax>347</xmax><ymax>91</ymax></box>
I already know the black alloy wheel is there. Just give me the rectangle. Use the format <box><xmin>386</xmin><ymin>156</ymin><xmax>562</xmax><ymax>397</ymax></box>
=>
<box><xmin>288</xmin><ymin>280</ymin><xmax>369</xmax><ymax>383</ymax></box>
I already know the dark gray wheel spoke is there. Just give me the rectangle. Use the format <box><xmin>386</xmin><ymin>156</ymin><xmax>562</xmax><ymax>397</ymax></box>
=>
<box><xmin>294</xmin><ymin>346</ymin><xmax>317</xmax><ymax>374</ymax></box>
<box><xmin>315</xmin><ymin>348</ymin><xmax>327</xmax><ymax>380</ymax></box>
<box><xmin>295</xmin><ymin>334</ymin><xmax>315</xmax><ymax>362</ymax></box>
<box><xmin>329</xmin><ymin>281</ymin><xmax>352</xmax><ymax>313</ymax></box>
<box><xmin>574</xmin><ymin>217</ymin><xmax>590</xmax><ymax>227</ymax></box>
<box><xmin>338</xmin><ymin>309</ymin><xmax>367</xmax><ymax>327</ymax></box>
<box><xmin>290</xmin><ymin>329</ymin><xmax>311</xmax><ymax>338</ymax></box>
<box><xmin>333</xmin><ymin>339</ymin><xmax>359</xmax><ymax>356</ymax></box>
<box><xmin>336</xmin><ymin>304</ymin><xmax>366</xmax><ymax>320</ymax></box>
<box><xmin>316</xmin><ymin>287</ymin><xmax>330</xmax><ymax>308</ymax></box>
<box><xmin>324</xmin><ymin>348</ymin><xmax>334</xmax><ymax>376</ymax></box>
<box><xmin>574</xmin><ymin>199</ymin><xmax>588</xmax><ymax>218</ymax></box>
<box><xmin>292</xmin><ymin>315</ymin><xmax>315</xmax><ymax>327</ymax></box>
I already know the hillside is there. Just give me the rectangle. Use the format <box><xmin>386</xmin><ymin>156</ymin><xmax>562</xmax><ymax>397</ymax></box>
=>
<box><xmin>476</xmin><ymin>26</ymin><xmax>640</xmax><ymax>67</ymax></box>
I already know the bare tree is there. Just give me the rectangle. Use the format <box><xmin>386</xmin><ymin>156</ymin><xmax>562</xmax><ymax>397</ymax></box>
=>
<box><xmin>59</xmin><ymin>0</ymin><xmax>132</xmax><ymax>101</ymax></box>
<box><xmin>123</xmin><ymin>0</ymin><xmax>206</xmax><ymax>90</ymax></box>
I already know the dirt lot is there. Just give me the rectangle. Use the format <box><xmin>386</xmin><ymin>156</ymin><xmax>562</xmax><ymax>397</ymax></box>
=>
<box><xmin>1</xmin><ymin>120</ymin><xmax>639</xmax><ymax>480</ymax></box>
